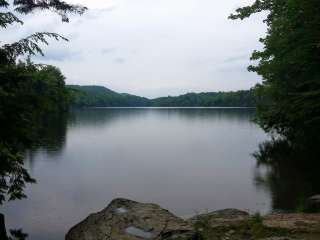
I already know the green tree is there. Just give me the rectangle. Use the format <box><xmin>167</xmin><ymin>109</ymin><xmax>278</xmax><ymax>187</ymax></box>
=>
<box><xmin>0</xmin><ymin>0</ymin><xmax>85</xmax><ymax>206</ymax></box>
<box><xmin>230</xmin><ymin>0</ymin><xmax>320</xmax><ymax>143</ymax></box>
<box><xmin>0</xmin><ymin>1</ymin><xmax>86</xmax><ymax>239</ymax></box>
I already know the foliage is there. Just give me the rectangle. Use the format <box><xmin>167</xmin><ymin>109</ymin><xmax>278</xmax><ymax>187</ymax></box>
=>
<box><xmin>0</xmin><ymin>0</ymin><xmax>86</xmax><ymax>206</ymax></box>
<box><xmin>3</xmin><ymin>32</ymin><xmax>68</xmax><ymax>60</ymax></box>
<box><xmin>0</xmin><ymin>0</ymin><xmax>86</xmax><ymax>63</ymax></box>
<box><xmin>0</xmin><ymin>0</ymin><xmax>86</xmax><ymax>238</ymax></box>
<box><xmin>230</xmin><ymin>0</ymin><xmax>320</xmax><ymax>143</ymax></box>
<box><xmin>8</xmin><ymin>229</ymin><xmax>28</xmax><ymax>240</ymax></box>
<box><xmin>68</xmin><ymin>85</ymin><xmax>257</xmax><ymax>107</ymax></box>
<box><xmin>0</xmin><ymin>61</ymin><xmax>69</xmax><ymax>204</ymax></box>
<box><xmin>254</xmin><ymin>138</ymin><xmax>320</xmax><ymax>212</ymax></box>
<box><xmin>151</xmin><ymin>90</ymin><xmax>256</xmax><ymax>107</ymax></box>
<box><xmin>68</xmin><ymin>85</ymin><xmax>150</xmax><ymax>107</ymax></box>
<box><xmin>13</xmin><ymin>0</ymin><xmax>86</xmax><ymax>22</ymax></box>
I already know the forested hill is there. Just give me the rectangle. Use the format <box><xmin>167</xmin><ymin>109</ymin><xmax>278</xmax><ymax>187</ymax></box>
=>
<box><xmin>151</xmin><ymin>91</ymin><xmax>256</xmax><ymax>107</ymax></box>
<box><xmin>67</xmin><ymin>85</ymin><xmax>256</xmax><ymax>107</ymax></box>
<box><xmin>68</xmin><ymin>85</ymin><xmax>150</xmax><ymax>107</ymax></box>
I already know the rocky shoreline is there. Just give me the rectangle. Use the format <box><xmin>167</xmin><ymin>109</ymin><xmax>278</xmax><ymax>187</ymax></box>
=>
<box><xmin>66</xmin><ymin>198</ymin><xmax>320</xmax><ymax>240</ymax></box>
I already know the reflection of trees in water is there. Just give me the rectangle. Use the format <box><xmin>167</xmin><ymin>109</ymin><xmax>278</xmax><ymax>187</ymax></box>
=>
<box><xmin>25</xmin><ymin>108</ymin><xmax>256</xmax><ymax>164</ymax></box>
<box><xmin>0</xmin><ymin>113</ymin><xmax>69</xmax><ymax>239</ymax></box>
<box><xmin>69</xmin><ymin>108</ymin><xmax>256</xmax><ymax>127</ymax></box>
<box><xmin>25</xmin><ymin>113</ymin><xmax>68</xmax><ymax>166</ymax></box>
<box><xmin>253</xmin><ymin>139</ymin><xmax>320</xmax><ymax>212</ymax></box>
<box><xmin>68</xmin><ymin>108</ymin><xmax>148</xmax><ymax>127</ymax></box>
<box><xmin>35</xmin><ymin>114</ymin><xmax>68</xmax><ymax>151</ymax></box>
<box><xmin>158</xmin><ymin>108</ymin><xmax>256</xmax><ymax>121</ymax></box>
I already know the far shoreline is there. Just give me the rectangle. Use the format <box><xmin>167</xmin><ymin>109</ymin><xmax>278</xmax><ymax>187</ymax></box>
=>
<box><xmin>86</xmin><ymin>106</ymin><xmax>257</xmax><ymax>109</ymax></box>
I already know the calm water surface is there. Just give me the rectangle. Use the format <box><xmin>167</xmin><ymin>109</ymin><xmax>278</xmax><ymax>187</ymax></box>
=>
<box><xmin>3</xmin><ymin>108</ymin><xmax>273</xmax><ymax>240</ymax></box>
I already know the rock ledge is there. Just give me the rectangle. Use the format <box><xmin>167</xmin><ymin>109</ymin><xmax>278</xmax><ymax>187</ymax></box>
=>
<box><xmin>66</xmin><ymin>198</ymin><xmax>320</xmax><ymax>240</ymax></box>
<box><xmin>66</xmin><ymin>198</ymin><xmax>193</xmax><ymax>240</ymax></box>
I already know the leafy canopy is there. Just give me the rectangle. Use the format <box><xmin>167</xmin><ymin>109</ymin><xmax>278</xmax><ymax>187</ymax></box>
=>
<box><xmin>0</xmin><ymin>0</ymin><xmax>86</xmax><ymax>205</ymax></box>
<box><xmin>230</xmin><ymin>0</ymin><xmax>320</xmax><ymax>142</ymax></box>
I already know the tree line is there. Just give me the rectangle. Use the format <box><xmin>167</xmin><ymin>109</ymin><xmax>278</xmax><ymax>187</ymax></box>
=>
<box><xmin>68</xmin><ymin>85</ymin><xmax>257</xmax><ymax>107</ymax></box>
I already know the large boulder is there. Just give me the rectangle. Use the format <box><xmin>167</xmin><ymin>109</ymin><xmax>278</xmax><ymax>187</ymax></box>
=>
<box><xmin>66</xmin><ymin>198</ymin><xmax>193</xmax><ymax>240</ymax></box>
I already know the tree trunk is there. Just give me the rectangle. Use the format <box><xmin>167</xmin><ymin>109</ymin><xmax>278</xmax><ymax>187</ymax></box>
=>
<box><xmin>0</xmin><ymin>213</ymin><xmax>8</xmax><ymax>240</ymax></box>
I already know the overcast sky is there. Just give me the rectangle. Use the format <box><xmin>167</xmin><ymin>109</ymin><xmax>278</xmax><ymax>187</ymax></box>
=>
<box><xmin>3</xmin><ymin>0</ymin><xmax>267</xmax><ymax>98</ymax></box>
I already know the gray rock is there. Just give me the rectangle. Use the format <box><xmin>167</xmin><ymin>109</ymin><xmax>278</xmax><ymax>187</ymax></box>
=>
<box><xmin>188</xmin><ymin>208</ymin><xmax>249</xmax><ymax>227</ymax></box>
<box><xmin>262</xmin><ymin>213</ymin><xmax>320</xmax><ymax>233</ymax></box>
<box><xmin>66</xmin><ymin>198</ymin><xmax>193</xmax><ymax>240</ymax></box>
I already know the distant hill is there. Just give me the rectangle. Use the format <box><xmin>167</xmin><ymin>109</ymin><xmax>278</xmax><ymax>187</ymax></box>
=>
<box><xmin>67</xmin><ymin>85</ymin><xmax>256</xmax><ymax>107</ymax></box>
<box><xmin>67</xmin><ymin>85</ymin><xmax>150</xmax><ymax>107</ymax></box>
<box><xmin>151</xmin><ymin>91</ymin><xmax>256</xmax><ymax>107</ymax></box>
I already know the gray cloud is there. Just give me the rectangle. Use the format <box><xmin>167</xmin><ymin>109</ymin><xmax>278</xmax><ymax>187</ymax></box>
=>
<box><xmin>113</xmin><ymin>57</ymin><xmax>126</xmax><ymax>64</ymax></box>
<box><xmin>35</xmin><ymin>49</ymin><xmax>82</xmax><ymax>62</ymax></box>
<box><xmin>101</xmin><ymin>48</ymin><xmax>117</xmax><ymax>55</ymax></box>
<box><xmin>3</xmin><ymin>0</ymin><xmax>267</xmax><ymax>98</ymax></box>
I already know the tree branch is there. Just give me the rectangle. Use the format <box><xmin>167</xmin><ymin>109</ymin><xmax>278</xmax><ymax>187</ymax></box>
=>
<box><xmin>0</xmin><ymin>12</ymin><xmax>23</xmax><ymax>28</ymax></box>
<box><xmin>2</xmin><ymin>32</ymin><xmax>68</xmax><ymax>59</ymax></box>
<box><xmin>13</xmin><ymin>0</ymin><xmax>87</xmax><ymax>22</ymax></box>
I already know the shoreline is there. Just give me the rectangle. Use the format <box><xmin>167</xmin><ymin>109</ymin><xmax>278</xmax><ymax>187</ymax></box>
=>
<box><xmin>66</xmin><ymin>198</ymin><xmax>320</xmax><ymax>240</ymax></box>
<box><xmin>89</xmin><ymin>106</ymin><xmax>256</xmax><ymax>109</ymax></box>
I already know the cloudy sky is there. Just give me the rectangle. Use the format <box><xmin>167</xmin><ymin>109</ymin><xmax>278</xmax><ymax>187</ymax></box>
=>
<box><xmin>3</xmin><ymin>0</ymin><xmax>267</xmax><ymax>98</ymax></box>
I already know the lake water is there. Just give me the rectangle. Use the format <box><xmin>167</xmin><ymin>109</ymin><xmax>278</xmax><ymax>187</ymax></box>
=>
<box><xmin>3</xmin><ymin>108</ymin><xmax>274</xmax><ymax>240</ymax></box>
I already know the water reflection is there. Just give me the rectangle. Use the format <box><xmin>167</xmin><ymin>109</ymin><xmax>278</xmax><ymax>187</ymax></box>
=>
<box><xmin>4</xmin><ymin>108</ymin><xmax>268</xmax><ymax>240</ymax></box>
<box><xmin>25</xmin><ymin>113</ymin><xmax>68</xmax><ymax>166</ymax></box>
<box><xmin>5</xmin><ymin>108</ymin><xmax>319</xmax><ymax>240</ymax></box>
<box><xmin>68</xmin><ymin>108</ymin><xmax>256</xmax><ymax>127</ymax></box>
<box><xmin>253</xmin><ymin>139</ymin><xmax>320</xmax><ymax>212</ymax></box>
